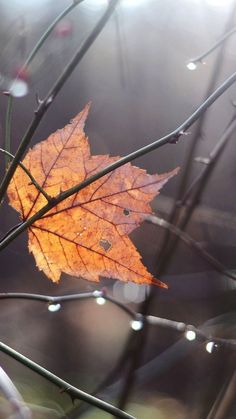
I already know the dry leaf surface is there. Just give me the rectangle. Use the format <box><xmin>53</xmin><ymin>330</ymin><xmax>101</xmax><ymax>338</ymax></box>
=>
<box><xmin>8</xmin><ymin>104</ymin><xmax>179</xmax><ymax>287</ymax></box>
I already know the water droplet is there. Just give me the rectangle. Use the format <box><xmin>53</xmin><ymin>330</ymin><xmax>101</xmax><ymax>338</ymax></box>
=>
<box><xmin>206</xmin><ymin>341</ymin><xmax>218</xmax><ymax>354</ymax></box>
<box><xmin>48</xmin><ymin>303</ymin><xmax>61</xmax><ymax>312</ymax></box>
<box><xmin>9</xmin><ymin>79</ymin><xmax>28</xmax><ymax>97</ymax></box>
<box><xmin>185</xmin><ymin>330</ymin><xmax>196</xmax><ymax>341</ymax></box>
<box><xmin>96</xmin><ymin>297</ymin><xmax>106</xmax><ymax>306</ymax></box>
<box><xmin>186</xmin><ymin>62</ymin><xmax>197</xmax><ymax>71</ymax></box>
<box><xmin>130</xmin><ymin>319</ymin><xmax>143</xmax><ymax>331</ymax></box>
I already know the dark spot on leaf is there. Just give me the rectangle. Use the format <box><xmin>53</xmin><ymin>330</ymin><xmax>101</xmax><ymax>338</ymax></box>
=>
<box><xmin>99</xmin><ymin>239</ymin><xmax>112</xmax><ymax>252</ymax></box>
<box><xmin>123</xmin><ymin>208</ymin><xmax>130</xmax><ymax>216</ymax></box>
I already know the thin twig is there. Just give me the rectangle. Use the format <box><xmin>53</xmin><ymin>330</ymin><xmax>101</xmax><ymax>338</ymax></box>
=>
<box><xmin>145</xmin><ymin>214</ymin><xmax>236</xmax><ymax>281</ymax></box>
<box><xmin>0</xmin><ymin>291</ymin><xmax>235</xmax><ymax>349</ymax></box>
<box><xmin>0</xmin><ymin>342</ymin><xmax>134</xmax><ymax>419</ymax></box>
<box><xmin>2</xmin><ymin>1</ymin><xmax>82</xmax><ymax>169</ymax></box>
<box><xmin>21</xmin><ymin>1</ymin><xmax>84</xmax><ymax>72</ymax></box>
<box><xmin>115</xmin><ymin>4</ymin><xmax>236</xmax><ymax>402</ymax></box>
<box><xmin>0</xmin><ymin>148</ymin><xmax>52</xmax><ymax>202</ymax></box>
<box><xmin>180</xmin><ymin>114</ymin><xmax>236</xmax><ymax>207</ymax></box>
<box><xmin>0</xmin><ymin>0</ymin><xmax>120</xmax><ymax>206</ymax></box>
<box><xmin>0</xmin><ymin>290</ymin><xmax>136</xmax><ymax>319</ymax></box>
<box><xmin>187</xmin><ymin>25</ymin><xmax>236</xmax><ymax>67</ymax></box>
<box><xmin>156</xmin><ymin>114</ymin><xmax>236</xmax><ymax>269</ymax></box>
<box><xmin>3</xmin><ymin>1</ymin><xmax>83</xmax><ymax>163</ymax></box>
<box><xmin>1</xmin><ymin>70</ymin><xmax>236</xmax><ymax>250</ymax></box>
<box><xmin>4</xmin><ymin>95</ymin><xmax>13</xmax><ymax>168</ymax></box>
<box><xmin>175</xmin><ymin>1</ymin><xmax>236</xmax><ymax>223</ymax></box>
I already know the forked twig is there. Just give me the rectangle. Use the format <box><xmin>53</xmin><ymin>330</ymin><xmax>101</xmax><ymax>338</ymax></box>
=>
<box><xmin>0</xmin><ymin>148</ymin><xmax>52</xmax><ymax>202</ymax></box>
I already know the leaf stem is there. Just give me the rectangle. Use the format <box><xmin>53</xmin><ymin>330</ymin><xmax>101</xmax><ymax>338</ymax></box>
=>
<box><xmin>0</xmin><ymin>70</ymin><xmax>236</xmax><ymax>251</ymax></box>
<box><xmin>0</xmin><ymin>0</ymin><xmax>120</xmax><ymax>205</ymax></box>
<box><xmin>4</xmin><ymin>95</ymin><xmax>13</xmax><ymax>168</ymax></box>
<box><xmin>0</xmin><ymin>341</ymin><xmax>135</xmax><ymax>419</ymax></box>
<box><xmin>0</xmin><ymin>148</ymin><xmax>52</xmax><ymax>202</ymax></box>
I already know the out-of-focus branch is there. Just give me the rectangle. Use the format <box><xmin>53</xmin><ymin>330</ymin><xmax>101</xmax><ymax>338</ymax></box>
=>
<box><xmin>0</xmin><ymin>366</ymin><xmax>31</xmax><ymax>419</ymax></box>
<box><xmin>178</xmin><ymin>0</ymin><xmax>236</xmax><ymax>208</ymax></box>
<box><xmin>206</xmin><ymin>370</ymin><xmax>236</xmax><ymax>419</ymax></box>
<box><xmin>1</xmin><ymin>70</ymin><xmax>236</xmax><ymax>250</ymax></box>
<box><xmin>178</xmin><ymin>114</ymin><xmax>236</xmax><ymax>229</ymax></box>
<box><xmin>21</xmin><ymin>0</ymin><xmax>84</xmax><ymax>73</ymax></box>
<box><xmin>2</xmin><ymin>1</ymin><xmax>83</xmax><ymax>165</ymax></box>
<box><xmin>4</xmin><ymin>95</ymin><xmax>13</xmax><ymax>168</ymax></box>
<box><xmin>145</xmin><ymin>214</ymin><xmax>236</xmax><ymax>281</ymax></box>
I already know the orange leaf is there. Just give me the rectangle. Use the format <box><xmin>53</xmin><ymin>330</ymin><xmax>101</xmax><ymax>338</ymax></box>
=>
<box><xmin>7</xmin><ymin>104</ymin><xmax>179</xmax><ymax>288</ymax></box>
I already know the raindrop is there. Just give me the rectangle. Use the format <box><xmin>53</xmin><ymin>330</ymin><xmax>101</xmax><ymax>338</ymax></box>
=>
<box><xmin>130</xmin><ymin>319</ymin><xmax>143</xmax><ymax>331</ymax></box>
<box><xmin>9</xmin><ymin>79</ymin><xmax>28</xmax><ymax>97</ymax></box>
<box><xmin>96</xmin><ymin>297</ymin><xmax>106</xmax><ymax>306</ymax></box>
<box><xmin>206</xmin><ymin>341</ymin><xmax>218</xmax><ymax>354</ymax></box>
<box><xmin>185</xmin><ymin>330</ymin><xmax>196</xmax><ymax>341</ymax></box>
<box><xmin>48</xmin><ymin>303</ymin><xmax>61</xmax><ymax>312</ymax></box>
<box><xmin>186</xmin><ymin>62</ymin><xmax>197</xmax><ymax>71</ymax></box>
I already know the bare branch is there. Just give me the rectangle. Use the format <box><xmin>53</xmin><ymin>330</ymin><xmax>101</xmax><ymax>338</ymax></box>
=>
<box><xmin>1</xmin><ymin>70</ymin><xmax>236</xmax><ymax>250</ymax></box>
<box><xmin>0</xmin><ymin>341</ymin><xmax>135</xmax><ymax>419</ymax></box>
<box><xmin>0</xmin><ymin>291</ymin><xmax>235</xmax><ymax>350</ymax></box>
<box><xmin>0</xmin><ymin>148</ymin><xmax>52</xmax><ymax>202</ymax></box>
<box><xmin>145</xmin><ymin>214</ymin><xmax>236</xmax><ymax>282</ymax></box>
<box><xmin>187</xmin><ymin>25</ymin><xmax>236</xmax><ymax>69</ymax></box>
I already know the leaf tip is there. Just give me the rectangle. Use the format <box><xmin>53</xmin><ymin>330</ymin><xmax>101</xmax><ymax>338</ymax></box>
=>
<box><xmin>71</xmin><ymin>102</ymin><xmax>92</xmax><ymax>130</ymax></box>
<box><xmin>151</xmin><ymin>278</ymin><xmax>168</xmax><ymax>289</ymax></box>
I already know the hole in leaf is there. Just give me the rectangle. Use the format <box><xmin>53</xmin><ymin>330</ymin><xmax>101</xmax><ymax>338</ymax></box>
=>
<box><xmin>99</xmin><ymin>239</ymin><xmax>112</xmax><ymax>252</ymax></box>
<box><xmin>123</xmin><ymin>208</ymin><xmax>130</xmax><ymax>216</ymax></box>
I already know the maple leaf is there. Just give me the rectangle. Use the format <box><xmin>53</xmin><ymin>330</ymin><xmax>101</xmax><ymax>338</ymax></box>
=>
<box><xmin>7</xmin><ymin>104</ymin><xmax>179</xmax><ymax>288</ymax></box>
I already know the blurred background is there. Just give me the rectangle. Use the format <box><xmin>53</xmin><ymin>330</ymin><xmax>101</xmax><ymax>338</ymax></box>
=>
<box><xmin>0</xmin><ymin>0</ymin><xmax>236</xmax><ymax>417</ymax></box>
